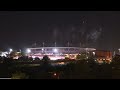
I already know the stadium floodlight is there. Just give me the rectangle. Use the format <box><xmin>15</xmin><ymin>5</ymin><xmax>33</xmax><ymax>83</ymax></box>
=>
<box><xmin>9</xmin><ymin>48</ymin><xmax>13</xmax><ymax>52</ymax></box>
<box><xmin>42</xmin><ymin>48</ymin><xmax>44</xmax><ymax>51</ymax></box>
<box><xmin>26</xmin><ymin>49</ymin><xmax>31</xmax><ymax>53</ymax></box>
<box><xmin>53</xmin><ymin>48</ymin><xmax>58</xmax><ymax>53</ymax></box>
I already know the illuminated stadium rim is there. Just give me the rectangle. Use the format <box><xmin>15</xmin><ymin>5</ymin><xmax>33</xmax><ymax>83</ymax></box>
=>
<box><xmin>27</xmin><ymin>47</ymin><xmax>96</xmax><ymax>50</ymax></box>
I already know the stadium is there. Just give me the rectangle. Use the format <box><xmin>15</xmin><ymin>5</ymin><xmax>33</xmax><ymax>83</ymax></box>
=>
<box><xmin>26</xmin><ymin>47</ymin><xmax>96</xmax><ymax>60</ymax></box>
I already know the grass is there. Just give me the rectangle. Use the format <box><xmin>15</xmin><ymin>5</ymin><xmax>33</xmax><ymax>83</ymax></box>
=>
<box><xmin>13</xmin><ymin>64</ymin><xmax>41</xmax><ymax>68</ymax></box>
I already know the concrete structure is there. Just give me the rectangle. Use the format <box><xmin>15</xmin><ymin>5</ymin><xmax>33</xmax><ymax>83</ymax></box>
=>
<box><xmin>93</xmin><ymin>50</ymin><xmax>112</xmax><ymax>63</ymax></box>
<box><xmin>26</xmin><ymin>47</ymin><xmax>96</xmax><ymax>60</ymax></box>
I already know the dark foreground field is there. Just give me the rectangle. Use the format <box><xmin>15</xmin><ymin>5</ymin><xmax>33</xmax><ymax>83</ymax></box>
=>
<box><xmin>0</xmin><ymin>59</ymin><xmax>114</xmax><ymax>79</ymax></box>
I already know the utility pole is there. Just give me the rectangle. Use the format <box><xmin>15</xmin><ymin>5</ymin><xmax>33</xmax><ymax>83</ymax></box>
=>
<box><xmin>67</xmin><ymin>42</ymin><xmax>70</xmax><ymax>56</ymax></box>
<box><xmin>86</xmin><ymin>48</ymin><xmax>88</xmax><ymax>59</ymax></box>
<box><xmin>42</xmin><ymin>42</ymin><xmax>45</xmax><ymax>54</ymax></box>
<box><xmin>79</xmin><ymin>42</ymin><xmax>81</xmax><ymax>47</ymax></box>
<box><xmin>43</xmin><ymin>42</ymin><xmax>44</xmax><ymax>47</ymax></box>
<box><xmin>55</xmin><ymin>42</ymin><xmax>56</xmax><ymax>47</ymax></box>
<box><xmin>79</xmin><ymin>42</ymin><xmax>81</xmax><ymax>54</ymax></box>
<box><xmin>67</xmin><ymin>42</ymin><xmax>70</xmax><ymax>47</ymax></box>
<box><xmin>34</xmin><ymin>42</ymin><xmax>37</xmax><ymax>47</ymax></box>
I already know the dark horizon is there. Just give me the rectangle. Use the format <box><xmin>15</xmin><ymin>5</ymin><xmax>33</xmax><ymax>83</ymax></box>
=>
<box><xmin>0</xmin><ymin>11</ymin><xmax>120</xmax><ymax>51</ymax></box>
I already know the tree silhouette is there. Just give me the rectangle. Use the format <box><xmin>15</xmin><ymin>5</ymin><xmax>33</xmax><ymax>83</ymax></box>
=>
<box><xmin>42</xmin><ymin>55</ymin><xmax>50</xmax><ymax>66</ymax></box>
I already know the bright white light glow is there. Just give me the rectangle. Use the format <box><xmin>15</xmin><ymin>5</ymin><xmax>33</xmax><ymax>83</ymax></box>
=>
<box><xmin>119</xmin><ymin>49</ymin><xmax>120</xmax><ymax>53</ymax></box>
<box><xmin>4</xmin><ymin>52</ymin><xmax>8</xmax><ymax>54</ymax></box>
<box><xmin>13</xmin><ymin>56</ymin><xmax>19</xmax><ymax>59</ymax></box>
<box><xmin>54</xmin><ymin>73</ymin><xmax>56</xmax><ymax>76</ymax></box>
<box><xmin>42</xmin><ymin>48</ymin><xmax>44</xmax><ymax>51</ymax></box>
<box><xmin>93</xmin><ymin>52</ymin><xmax>95</xmax><ymax>55</ymax></box>
<box><xmin>49</xmin><ymin>56</ymin><xmax>64</xmax><ymax>60</ymax></box>
<box><xmin>86</xmin><ymin>56</ymin><xmax>88</xmax><ymax>59</ymax></box>
<box><xmin>0</xmin><ymin>52</ymin><xmax>7</xmax><ymax>57</ymax></box>
<box><xmin>9</xmin><ymin>49</ymin><xmax>13</xmax><ymax>52</ymax></box>
<box><xmin>32</xmin><ymin>56</ymin><xmax>35</xmax><ymax>59</ymax></box>
<box><xmin>53</xmin><ymin>48</ymin><xmax>58</xmax><ymax>53</ymax></box>
<box><xmin>26</xmin><ymin>49</ymin><xmax>31</xmax><ymax>53</ymax></box>
<box><xmin>58</xmin><ymin>62</ymin><xmax>65</xmax><ymax>65</ymax></box>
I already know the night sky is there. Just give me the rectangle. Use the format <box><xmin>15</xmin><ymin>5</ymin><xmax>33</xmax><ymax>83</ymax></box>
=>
<box><xmin>0</xmin><ymin>11</ymin><xmax>120</xmax><ymax>51</ymax></box>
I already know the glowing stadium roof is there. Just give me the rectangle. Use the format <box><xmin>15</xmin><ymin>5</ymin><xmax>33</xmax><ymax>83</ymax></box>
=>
<box><xmin>27</xmin><ymin>47</ymin><xmax>96</xmax><ymax>51</ymax></box>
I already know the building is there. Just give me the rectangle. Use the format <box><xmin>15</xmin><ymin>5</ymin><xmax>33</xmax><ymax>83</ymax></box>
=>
<box><xmin>92</xmin><ymin>50</ymin><xmax>112</xmax><ymax>63</ymax></box>
<box><xmin>26</xmin><ymin>47</ymin><xmax>96</xmax><ymax>60</ymax></box>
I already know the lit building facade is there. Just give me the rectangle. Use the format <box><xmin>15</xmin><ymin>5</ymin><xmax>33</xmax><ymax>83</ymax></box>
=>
<box><xmin>26</xmin><ymin>47</ymin><xmax>96</xmax><ymax>60</ymax></box>
<box><xmin>92</xmin><ymin>50</ymin><xmax>112</xmax><ymax>63</ymax></box>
